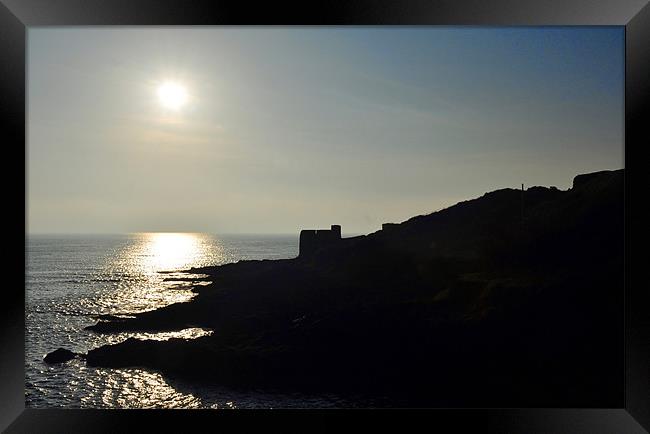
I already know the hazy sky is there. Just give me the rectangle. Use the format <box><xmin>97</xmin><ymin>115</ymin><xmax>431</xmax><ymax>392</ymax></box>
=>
<box><xmin>28</xmin><ymin>27</ymin><xmax>624</xmax><ymax>235</ymax></box>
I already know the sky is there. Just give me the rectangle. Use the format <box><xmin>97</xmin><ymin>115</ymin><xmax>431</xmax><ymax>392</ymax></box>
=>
<box><xmin>27</xmin><ymin>27</ymin><xmax>624</xmax><ymax>235</ymax></box>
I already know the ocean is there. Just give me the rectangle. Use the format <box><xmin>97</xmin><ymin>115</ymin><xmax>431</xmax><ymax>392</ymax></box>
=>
<box><xmin>25</xmin><ymin>233</ymin><xmax>370</xmax><ymax>408</ymax></box>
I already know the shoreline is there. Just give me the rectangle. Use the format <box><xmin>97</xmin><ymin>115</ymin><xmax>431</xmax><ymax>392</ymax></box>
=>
<box><xmin>49</xmin><ymin>169</ymin><xmax>624</xmax><ymax>407</ymax></box>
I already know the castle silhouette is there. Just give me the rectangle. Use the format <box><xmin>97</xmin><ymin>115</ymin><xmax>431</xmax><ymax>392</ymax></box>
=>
<box><xmin>299</xmin><ymin>225</ymin><xmax>341</xmax><ymax>257</ymax></box>
<box><xmin>299</xmin><ymin>223</ymin><xmax>400</xmax><ymax>256</ymax></box>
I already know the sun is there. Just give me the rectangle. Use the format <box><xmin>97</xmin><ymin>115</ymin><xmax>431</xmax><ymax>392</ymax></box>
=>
<box><xmin>157</xmin><ymin>81</ymin><xmax>188</xmax><ymax>110</ymax></box>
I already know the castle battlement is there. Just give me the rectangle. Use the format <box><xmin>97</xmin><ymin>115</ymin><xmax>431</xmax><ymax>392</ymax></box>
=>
<box><xmin>299</xmin><ymin>224</ymin><xmax>341</xmax><ymax>257</ymax></box>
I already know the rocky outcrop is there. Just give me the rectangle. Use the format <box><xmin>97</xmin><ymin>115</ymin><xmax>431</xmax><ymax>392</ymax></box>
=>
<box><xmin>572</xmin><ymin>169</ymin><xmax>621</xmax><ymax>189</ymax></box>
<box><xmin>43</xmin><ymin>348</ymin><xmax>78</xmax><ymax>364</ymax></box>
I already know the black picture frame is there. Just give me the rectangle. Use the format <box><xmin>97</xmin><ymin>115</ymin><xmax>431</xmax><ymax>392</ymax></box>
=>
<box><xmin>2</xmin><ymin>0</ymin><xmax>648</xmax><ymax>432</ymax></box>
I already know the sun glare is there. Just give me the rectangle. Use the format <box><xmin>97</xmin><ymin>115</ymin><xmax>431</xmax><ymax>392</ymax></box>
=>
<box><xmin>157</xmin><ymin>81</ymin><xmax>188</xmax><ymax>110</ymax></box>
<box><xmin>145</xmin><ymin>233</ymin><xmax>200</xmax><ymax>271</ymax></box>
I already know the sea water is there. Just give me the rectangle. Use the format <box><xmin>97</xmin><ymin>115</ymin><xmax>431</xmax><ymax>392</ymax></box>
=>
<box><xmin>25</xmin><ymin>233</ymin><xmax>371</xmax><ymax>408</ymax></box>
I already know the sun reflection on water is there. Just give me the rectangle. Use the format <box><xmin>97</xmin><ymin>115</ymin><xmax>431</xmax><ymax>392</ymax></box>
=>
<box><xmin>90</xmin><ymin>366</ymin><xmax>203</xmax><ymax>409</ymax></box>
<box><xmin>104</xmin><ymin>328</ymin><xmax>214</xmax><ymax>345</ymax></box>
<box><xmin>26</xmin><ymin>233</ymin><xmax>331</xmax><ymax>408</ymax></box>
<box><xmin>142</xmin><ymin>233</ymin><xmax>205</xmax><ymax>272</ymax></box>
<box><xmin>84</xmin><ymin>234</ymin><xmax>224</xmax><ymax>407</ymax></box>
<box><xmin>89</xmin><ymin>233</ymin><xmax>227</xmax><ymax>316</ymax></box>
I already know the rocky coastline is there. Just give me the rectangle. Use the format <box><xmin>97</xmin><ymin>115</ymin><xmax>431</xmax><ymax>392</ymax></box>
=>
<box><xmin>46</xmin><ymin>169</ymin><xmax>625</xmax><ymax>407</ymax></box>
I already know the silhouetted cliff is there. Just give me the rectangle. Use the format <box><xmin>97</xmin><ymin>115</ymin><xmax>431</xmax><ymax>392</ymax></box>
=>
<box><xmin>81</xmin><ymin>169</ymin><xmax>624</xmax><ymax>407</ymax></box>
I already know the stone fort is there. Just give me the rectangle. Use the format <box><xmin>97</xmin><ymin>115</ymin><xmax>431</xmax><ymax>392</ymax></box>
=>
<box><xmin>299</xmin><ymin>225</ymin><xmax>341</xmax><ymax>257</ymax></box>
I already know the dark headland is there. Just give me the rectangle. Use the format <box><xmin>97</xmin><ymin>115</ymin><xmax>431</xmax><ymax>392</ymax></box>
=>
<box><xmin>69</xmin><ymin>169</ymin><xmax>623</xmax><ymax>407</ymax></box>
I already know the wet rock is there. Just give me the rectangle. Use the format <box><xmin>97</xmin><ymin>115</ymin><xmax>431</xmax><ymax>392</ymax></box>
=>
<box><xmin>43</xmin><ymin>348</ymin><xmax>77</xmax><ymax>364</ymax></box>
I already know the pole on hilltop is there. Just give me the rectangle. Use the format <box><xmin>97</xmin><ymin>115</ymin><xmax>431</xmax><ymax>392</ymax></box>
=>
<box><xmin>521</xmin><ymin>183</ymin><xmax>524</xmax><ymax>227</ymax></box>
